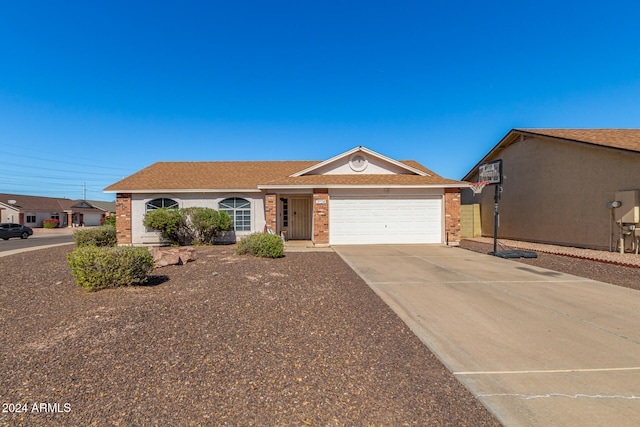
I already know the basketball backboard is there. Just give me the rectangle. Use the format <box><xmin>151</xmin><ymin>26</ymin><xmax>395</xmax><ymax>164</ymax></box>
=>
<box><xmin>478</xmin><ymin>159</ymin><xmax>503</xmax><ymax>185</ymax></box>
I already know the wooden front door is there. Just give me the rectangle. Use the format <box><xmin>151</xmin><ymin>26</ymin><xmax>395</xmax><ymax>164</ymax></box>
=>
<box><xmin>289</xmin><ymin>197</ymin><xmax>311</xmax><ymax>240</ymax></box>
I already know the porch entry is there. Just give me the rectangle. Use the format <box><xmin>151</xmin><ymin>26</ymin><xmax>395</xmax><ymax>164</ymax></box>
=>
<box><xmin>285</xmin><ymin>197</ymin><xmax>311</xmax><ymax>240</ymax></box>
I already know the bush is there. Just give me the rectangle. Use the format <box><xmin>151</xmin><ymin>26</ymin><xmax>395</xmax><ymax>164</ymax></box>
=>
<box><xmin>101</xmin><ymin>215</ymin><xmax>116</xmax><ymax>227</ymax></box>
<box><xmin>143</xmin><ymin>207</ymin><xmax>184</xmax><ymax>244</ymax></box>
<box><xmin>236</xmin><ymin>233</ymin><xmax>284</xmax><ymax>258</ymax></box>
<box><xmin>184</xmin><ymin>207</ymin><xmax>233</xmax><ymax>245</ymax></box>
<box><xmin>73</xmin><ymin>225</ymin><xmax>117</xmax><ymax>247</ymax></box>
<box><xmin>43</xmin><ymin>218</ymin><xmax>60</xmax><ymax>229</ymax></box>
<box><xmin>67</xmin><ymin>246</ymin><xmax>155</xmax><ymax>291</ymax></box>
<box><xmin>143</xmin><ymin>207</ymin><xmax>232</xmax><ymax>246</ymax></box>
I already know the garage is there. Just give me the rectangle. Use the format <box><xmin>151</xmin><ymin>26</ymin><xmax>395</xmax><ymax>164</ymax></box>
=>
<box><xmin>329</xmin><ymin>196</ymin><xmax>442</xmax><ymax>245</ymax></box>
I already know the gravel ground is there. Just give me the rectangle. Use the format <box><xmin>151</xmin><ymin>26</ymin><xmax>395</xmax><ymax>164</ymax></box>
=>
<box><xmin>459</xmin><ymin>238</ymin><xmax>640</xmax><ymax>291</ymax></box>
<box><xmin>0</xmin><ymin>245</ymin><xmax>500</xmax><ymax>426</ymax></box>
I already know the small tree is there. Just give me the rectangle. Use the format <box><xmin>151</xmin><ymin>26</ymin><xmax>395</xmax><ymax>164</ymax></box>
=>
<box><xmin>184</xmin><ymin>207</ymin><xmax>232</xmax><ymax>244</ymax></box>
<box><xmin>143</xmin><ymin>207</ymin><xmax>184</xmax><ymax>245</ymax></box>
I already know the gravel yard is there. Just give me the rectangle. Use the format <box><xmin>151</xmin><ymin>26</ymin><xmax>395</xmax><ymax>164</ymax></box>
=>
<box><xmin>0</xmin><ymin>245</ymin><xmax>500</xmax><ymax>426</ymax></box>
<box><xmin>459</xmin><ymin>238</ymin><xmax>640</xmax><ymax>291</ymax></box>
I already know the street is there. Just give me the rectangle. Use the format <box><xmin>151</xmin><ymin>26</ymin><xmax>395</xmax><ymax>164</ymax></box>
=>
<box><xmin>0</xmin><ymin>233</ymin><xmax>74</xmax><ymax>256</ymax></box>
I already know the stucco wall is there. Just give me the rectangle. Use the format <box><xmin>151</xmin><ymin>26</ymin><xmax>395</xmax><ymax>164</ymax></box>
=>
<box><xmin>130</xmin><ymin>192</ymin><xmax>266</xmax><ymax>245</ymax></box>
<box><xmin>463</xmin><ymin>136</ymin><xmax>640</xmax><ymax>250</ymax></box>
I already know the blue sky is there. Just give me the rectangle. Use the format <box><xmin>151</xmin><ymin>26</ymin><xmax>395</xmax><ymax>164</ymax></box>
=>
<box><xmin>2</xmin><ymin>1</ymin><xmax>639</xmax><ymax>201</ymax></box>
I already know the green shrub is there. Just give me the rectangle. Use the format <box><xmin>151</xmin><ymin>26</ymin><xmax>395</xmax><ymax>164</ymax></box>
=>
<box><xmin>101</xmin><ymin>215</ymin><xmax>116</xmax><ymax>227</ymax></box>
<box><xmin>143</xmin><ymin>207</ymin><xmax>232</xmax><ymax>245</ymax></box>
<box><xmin>236</xmin><ymin>233</ymin><xmax>284</xmax><ymax>258</ymax></box>
<box><xmin>67</xmin><ymin>246</ymin><xmax>155</xmax><ymax>291</ymax></box>
<box><xmin>143</xmin><ymin>207</ymin><xmax>184</xmax><ymax>245</ymax></box>
<box><xmin>184</xmin><ymin>207</ymin><xmax>233</xmax><ymax>245</ymax></box>
<box><xmin>72</xmin><ymin>225</ymin><xmax>117</xmax><ymax>247</ymax></box>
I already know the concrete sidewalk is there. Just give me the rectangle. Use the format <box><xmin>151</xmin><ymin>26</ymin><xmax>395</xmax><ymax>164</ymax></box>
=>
<box><xmin>334</xmin><ymin>244</ymin><xmax>640</xmax><ymax>427</ymax></box>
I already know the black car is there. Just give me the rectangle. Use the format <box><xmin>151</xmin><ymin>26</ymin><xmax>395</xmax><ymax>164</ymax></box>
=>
<box><xmin>0</xmin><ymin>223</ymin><xmax>33</xmax><ymax>240</ymax></box>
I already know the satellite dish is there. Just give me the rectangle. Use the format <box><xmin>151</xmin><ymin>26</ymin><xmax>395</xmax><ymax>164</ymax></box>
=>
<box><xmin>8</xmin><ymin>200</ymin><xmax>16</xmax><ymax>205</ymax></box>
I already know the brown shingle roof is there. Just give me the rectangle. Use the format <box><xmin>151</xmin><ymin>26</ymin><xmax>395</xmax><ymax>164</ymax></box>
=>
<box><xmin>261</xmin><ymin>174</ymin><xmax>462</xmax><ymax>187</ymax></box>
<box><xmin>105</xmin><ymin>161</ymin><xmax>318</xmax><ymax>192</ymax></box>
<box><xmin>105</xmin><ymin>160</ymin><xmax>464</xmax><ymax>192</ymax></box>
<box><xmin>516</xmin><ymin>129</ymin><xmax>640</xmax><ymax>153</ymax></box>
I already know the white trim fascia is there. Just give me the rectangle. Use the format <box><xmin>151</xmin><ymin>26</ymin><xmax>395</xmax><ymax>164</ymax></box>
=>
<box><xmin>258</xmin><ymin>183</ymin><xmax>468</xmax><ymax>190</ymax></box>
<box><xmin>290</xmin><ymin>146</ymin><xmax>430</xmax><ymax>177</ymax></box>
<box><xmin>104</xmin><ymin>188</ymin><xmax>263</xmax><ymax>194</ymax></box>
<box><xmin>0</xmin><ymin>202</ymin><xmax>20</xmax><ymax>211</ymax></box>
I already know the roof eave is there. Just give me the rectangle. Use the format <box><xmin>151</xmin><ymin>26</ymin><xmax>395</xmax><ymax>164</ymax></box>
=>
<box><xmin>258</xmin><ymin>183</ymin><xmax>468</xmax><ymax>190</ymax></box>
<box><xmin>104</xmin><ymin>188</ymin><xmax>264</xmax><ymax>194</ymax></box>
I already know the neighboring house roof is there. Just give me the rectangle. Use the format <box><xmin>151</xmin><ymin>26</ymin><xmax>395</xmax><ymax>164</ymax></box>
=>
<box><xmin>86</xmin><ymin>200</ymin><xmax>116</xmax><ymax>213</ymax></box>
<box><xmin>463</xmin><ymin>128</ymin><xmax>640</xmax><ymax>181</ymax></box>
<box><xmin>0</xmin><ymin>193</ymin><xmax>73</xmax><ymax>212</ymax></box>
<box><xmin>0</xmin><ymin>193</ymin><xmax>114</xmax><ymax>213</ymax></box>
<box><xmin>516</xmin><ymin>129</ymin><xmax>640</xmax><ymax>153</ymax></box>
<box><xmin>104</xmin><ymin>149</ymin><xmax>466</xmax><ymax>193</ymax></box>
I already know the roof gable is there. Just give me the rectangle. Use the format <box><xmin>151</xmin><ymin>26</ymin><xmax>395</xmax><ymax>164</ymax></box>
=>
<box><xmin>291</xmin><ymin>146</ymin><xmax>429</xmax><ymax>177</ymax></box>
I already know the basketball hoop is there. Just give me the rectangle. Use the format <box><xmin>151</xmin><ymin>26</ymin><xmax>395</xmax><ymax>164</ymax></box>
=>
<box><xmin>469</xmin><ymin>181</ymin><xmax>488</xmax><ymax>196</ymax></box>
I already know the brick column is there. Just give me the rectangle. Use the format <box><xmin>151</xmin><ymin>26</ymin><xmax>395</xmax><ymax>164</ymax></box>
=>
<box><xmin>312</xmin><ymin>189</ymin><xmax>329</xmax><ymax>245</ymax></box>
<box><xmin>116</xmin><ymin>193</ymin><xmax>132</xmax><ymax>245</ymax></box>
<box><xmin>265</xmin><ymin>194</ymin><xmax>277</xmax><ymax>233</ymax></box>
<box><xmin>444</xmin><ymin>189</ymin><xmax>461</xmax><ymax>244</ymax></box>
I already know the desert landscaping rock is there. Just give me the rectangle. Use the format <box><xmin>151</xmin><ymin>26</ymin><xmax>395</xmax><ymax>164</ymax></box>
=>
<box><xmin>0</xmin><ymin>245</ymin><xmax>500</xmax><ymax>426</ymax></box>
<box><xmin>150</xmin><ymin>246</ymin><xmax>197</xmax><ymax>268</ymax></box>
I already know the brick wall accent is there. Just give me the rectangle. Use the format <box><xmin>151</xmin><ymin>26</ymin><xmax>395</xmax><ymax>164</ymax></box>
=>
<box><xmin>312</xmin><ymin>189</ymin><xmax>329</xmax><ymax>245</ymax></box>
<box><xmin>116</xmin><ymin>193</ymin><xmax>132</xmax><ymax>245</ymax></box>
<box><xmin>444</xmin><ymin>189</ymin><xmax>461</xmax><ymax>243</ymax></box>
<box><xmin>265</xmin><ymin>194</ymin><xmax>277</xmax><ymax>233</ymax></box>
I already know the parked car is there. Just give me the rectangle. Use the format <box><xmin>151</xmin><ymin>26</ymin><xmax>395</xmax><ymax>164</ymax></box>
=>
<box><xmin>0</xmin><ymin>223</ymin><xmax>33</xmax><ymax>240</ymax></box>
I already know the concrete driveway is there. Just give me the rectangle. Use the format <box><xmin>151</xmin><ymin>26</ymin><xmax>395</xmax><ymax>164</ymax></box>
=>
<box><xmin>334</xmin><ymin>244</ymin><xmax>640</xmax><ymax>427</ymax></box>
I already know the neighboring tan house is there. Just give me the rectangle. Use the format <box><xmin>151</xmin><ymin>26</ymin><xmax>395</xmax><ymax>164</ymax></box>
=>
<box><xmin>0</xmin><ymin>193</ymin><xmax>115</xmax><ymax>227</ymax></box>
<box><xmin>104</xmin><ymin>146</ymin><xmax>466</xmax><ymax>246</ymax></box>
<box><xmin>461</xmin><ymin>129</ymin><xmax>640</xmax><ymax>251</ymax></box>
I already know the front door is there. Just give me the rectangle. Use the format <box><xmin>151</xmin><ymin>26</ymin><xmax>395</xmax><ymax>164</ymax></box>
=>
<box><xmin>289</xmin><ymin>197</ymin><xmax>311</xmax><ymax>240</ymax></box>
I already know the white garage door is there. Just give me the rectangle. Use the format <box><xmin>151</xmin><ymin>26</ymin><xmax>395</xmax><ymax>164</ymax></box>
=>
<box><xmin>329</xmin><ymin>196</ymin><xmax>442</xmax><ymax>245</ymax></box>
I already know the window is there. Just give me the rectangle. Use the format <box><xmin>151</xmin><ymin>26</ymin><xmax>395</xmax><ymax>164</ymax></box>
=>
<box><xmin>282</xmin><ymin>198</ymin><xmax>289</xmax><ymax>227</ymax></box>
<box><xmin>145</xmin><ymin>198</ymin><xmax>179</xmax><ymax>232</ymax></box>
<box><xmin>146</xmin><ymin>198</ymin><xmax>179</xmax><ymax>211</ymax></box>
<box><xmin>26</xmin><ymin>215</ymin><xmax>36</xmax><ymax>223</ymax></box>
<box><xmin>219</xmin><ymin>198</ymin><xmax>251</xmax><ymax>231</ymax></box>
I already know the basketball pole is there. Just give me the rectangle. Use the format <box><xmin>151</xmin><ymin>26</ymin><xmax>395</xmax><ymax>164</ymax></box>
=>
<box><xmin>493</xmin><ymin>183</ymin><xmax>499</xmax><ymax>255</ymax></box>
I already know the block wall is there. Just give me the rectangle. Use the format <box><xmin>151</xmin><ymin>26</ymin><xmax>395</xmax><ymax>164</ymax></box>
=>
<box><xmin>312</xmin><ymin>190</ymin><xmax>329</xmax><ymax>245</ymax></box>
<box><xmin>444</xmin><ymin>189</ymin><xmax>461</xmax><ymax>243</ymax></box>
<box><xmin>265</xmin><ymin>194</ymin><xmax>277</xmax><ymax>233</ymax></box>
<box><xmin>116</xmin><ymin>193</ymin><xmax>132</xmax><ymax>245</ymax></box>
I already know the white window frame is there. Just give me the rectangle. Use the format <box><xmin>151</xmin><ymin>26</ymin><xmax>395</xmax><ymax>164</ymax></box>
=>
<box><xmin>146</xmin><ymin>198</ymin><xmax>179</xmax><ymax>211</ymax></box>
<box><xmin>219</xmin><ymin>197</ymin><xmax>251</xmax><ymax>231</ymax></box>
